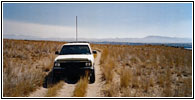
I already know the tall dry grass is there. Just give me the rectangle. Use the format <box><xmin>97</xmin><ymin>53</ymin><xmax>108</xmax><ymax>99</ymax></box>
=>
<box><xmin>73</xmin><ymin>76</ymin><xmax>88</xmax><ymax>97</ymax></box>
<box><xmin>120</xmin><ymin>67</ymin><xmax>132</xmax><ymax>88</ymax></box>
<box><xmin>94</xmin><ymin>44</ymin><xmax>192</xmax><ymax>97</ymax></box>
<box><xmin>3</xmin><ymin>39</ymin><xmax>65</xmax><ymax>97</ymax></box>
<box><xmin>3</xmin><ymin>39</ymin><xmax>192</xmax><ymax>97</ymax></box>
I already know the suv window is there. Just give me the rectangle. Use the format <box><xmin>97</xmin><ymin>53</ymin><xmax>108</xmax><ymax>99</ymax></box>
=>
<box><xmin>60</xmin><ymin>45</ymin><xmax>91</xmax><ymax>55</ymax></box>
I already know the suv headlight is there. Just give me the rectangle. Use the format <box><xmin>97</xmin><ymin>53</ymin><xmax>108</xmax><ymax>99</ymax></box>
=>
<box><xmin>54</xmin><ymin>62</ymin><xmax>60</xmax><ymax>67</ymax></box>
<box><xmin>85</xmin><ymin>61</ymin><xmax>92</xmax><ymax>67</ymax></box>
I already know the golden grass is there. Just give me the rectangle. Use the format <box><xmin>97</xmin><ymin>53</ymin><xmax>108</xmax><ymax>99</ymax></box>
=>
<box><xmin>94</xmin><ymin>43</ymin><xmax>192</xmax><ymax>97</ymax></box>
<box><xmin>45</xmin><ymin>81</ymin><xmax>64</xmax><ymax>97</ymax></box>
<box><xmin>3</xmin><ymin>39</ymin><xmax>192</xmax><ymax>97</ymax></box>
<box><xmin>141</xmin><ymin>79</ymin><xmax>149</xmax><ymax>93</ymax></box>
<box><xmin>103</xmin><ymin>82</ymin><xmax>120</xmax><ymax>97</ymax></box>
<box><xmin>120</xmin><ymin>68</ymin><xmax>132</xmax><ymax>88</ymax></box>
<box><xmin>99</xmin><ymin>46</ymin><xmax>118</xmax><ymax>84</ymax></box>
<box><xmin>132</xmin><ymin>76</ymin><xmax>140</xmax><ymax>89</ymax></box>
<box><xmin>93</xmin><ymin>54</ymin><xmax>97</xmax><ymax>58</ymax></box>
<box><xmin>3</xmin><ymin>39</ymin><xmax>65</xmax><ymax>97</ymax></box>
<box><xmin>73</xmin><ymin>76</ymin><xmax>88</xmax><ymax>97</ymax></box>
<box><xmin>102</xmin><ymin>59</ymin><xmax>115</xmax><ymax>83</ymax></box>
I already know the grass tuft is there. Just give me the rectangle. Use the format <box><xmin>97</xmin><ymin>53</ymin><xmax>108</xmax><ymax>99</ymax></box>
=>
<box><xmin>73</xmin><ymin>76</ymin><xmax>88</xmax><ymax>97</ymax></box>
<box><xmin>120</xmin><ymin>68</ymin><xmax>132</xmax><ymax>88</ymax></box>
<box><xmin>45</xmin><ymin>81</ymin><xmax>64</xmax><ymax>97</ymax></box>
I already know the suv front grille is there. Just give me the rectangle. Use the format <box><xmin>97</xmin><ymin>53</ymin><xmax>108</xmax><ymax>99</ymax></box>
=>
<box><xmin>60</xmin><ymin>61</ymin><xmax>87</xmax><ymax>69</ymax></box>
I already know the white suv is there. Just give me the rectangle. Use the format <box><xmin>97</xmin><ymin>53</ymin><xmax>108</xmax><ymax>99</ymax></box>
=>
<box><xmin>52</xmin><ymin>42</ymin><xmax>96</xmax><ymax>83</ymax></box>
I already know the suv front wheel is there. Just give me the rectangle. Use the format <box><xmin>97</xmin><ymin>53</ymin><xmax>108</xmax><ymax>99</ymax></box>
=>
<box><xmin>89</xmin><ymin>69</ymin><xmax>95</xmax><ymax>83</ymax></box>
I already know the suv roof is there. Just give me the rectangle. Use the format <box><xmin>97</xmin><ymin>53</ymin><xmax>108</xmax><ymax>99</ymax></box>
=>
<box><xmin>68</xmin><ymin>41</ymin><xmax>89</xmax><ymax>43</ymax></box>
<box><xmin>63</xmin><ymin>42</ymin><xmax>90</xmax><ymax>46</ymax></box>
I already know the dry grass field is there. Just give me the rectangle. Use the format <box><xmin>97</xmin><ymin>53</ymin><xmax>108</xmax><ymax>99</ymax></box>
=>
<box><xmin>3</xmin><ymin>39</ymin><xmax>192</xmax><ymax>97</ymax></box>
<box><xmin>95</xmin><ymin>44</ymin><xmax>192</xmax><ymax>97</ymax></box>
<box><xmin>3</xmin><ymin>39</ymin><xmax>65</xmax><ymax>97</ymax></box>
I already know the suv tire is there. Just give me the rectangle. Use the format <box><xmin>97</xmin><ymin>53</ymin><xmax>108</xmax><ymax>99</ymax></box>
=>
<box><xmin>89</xmin><ymin>69</ymin><xmax>95</xmax><ymax>83</ymax></box>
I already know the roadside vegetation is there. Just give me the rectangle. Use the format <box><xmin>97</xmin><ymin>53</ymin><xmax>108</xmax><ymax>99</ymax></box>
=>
<box><xmin>3</xmin><ymin>39</ymin><xmax>192</xmax><ymax>97</ymax></box>
<box><xmin>3</xmin><ymin>39</ymin><xmax>64</xmax><ymax>97</ymax></box>
<box><xmin>95</xmin><ymin>44</ymin><xmax>192</xmax><ymax>97</ymax></box>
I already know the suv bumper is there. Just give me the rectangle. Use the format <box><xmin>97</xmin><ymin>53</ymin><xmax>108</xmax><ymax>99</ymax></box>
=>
<box><xmin>53</xmin><ymin>66</ymin><xmax>93</xmax><ymax>70</ymax></box>
<box><xmin>52</xmin><ymin>66</ymin><xmax>94</xmax><ymax>77</ymax></box>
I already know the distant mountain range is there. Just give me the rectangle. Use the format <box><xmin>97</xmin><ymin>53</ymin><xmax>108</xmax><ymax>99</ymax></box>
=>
<box><xmin>3</xmin><ymin>34</ymin><xmax>192</xmax><ymax>43</ymax></box>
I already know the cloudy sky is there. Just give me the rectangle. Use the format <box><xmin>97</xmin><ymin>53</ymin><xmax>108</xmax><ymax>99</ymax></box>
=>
<box><xmin>3</xmin><ymin>3</ymin><xmax>192</xmax><ymax>39</ymax></box>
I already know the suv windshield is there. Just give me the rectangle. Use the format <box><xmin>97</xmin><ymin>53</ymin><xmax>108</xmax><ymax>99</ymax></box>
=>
<box><xmin>60</xmin><ymin>45</ymin><xmax>91</xmax><ymax>55</ymax></box>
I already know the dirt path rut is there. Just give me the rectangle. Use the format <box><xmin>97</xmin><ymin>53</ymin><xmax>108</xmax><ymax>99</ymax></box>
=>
<box><xmin>86</xmin><ymin>51</ymin><xmax>103</xmax><ymax>97</ymax></box>
<box><xmin>55</xmin><ymin>83</ymin><xmax>75</xmax><ymax>97</ymax></box>
<box><xmin>28</xmin><ymin>87</ymin><xmax>48</xmax><ymax>97</ymax></box>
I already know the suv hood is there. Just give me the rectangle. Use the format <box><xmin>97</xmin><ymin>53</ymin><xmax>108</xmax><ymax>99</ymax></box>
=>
<box><xmin>55</xmin><ymin>55</ymin><xmax>94</xmax><ymax>62</ymax></box>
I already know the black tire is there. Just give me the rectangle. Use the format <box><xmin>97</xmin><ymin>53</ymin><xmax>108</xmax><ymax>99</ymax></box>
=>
<box><xmin>52</xmin><ymin>71</ymin><xmax>60</xmax><ymax>83</ymax></box>
<box><xmin>43</xmin><ymin>76</ymin><xmax>48</xmax><ymax>88</ymax></box>
<box><xmin>89</xmin><ymin>69</ymin><xmax>95</xmax><ymax>84</ymax></box>
<box><xmin>46</xmin><ymin>74</ymin><xmax>53</xmax><ymax>88</ymax></box>
<box><xmin>46</xmin><ymin>71</ymin><xmax>60</xmax><ymax>87</ymax></box>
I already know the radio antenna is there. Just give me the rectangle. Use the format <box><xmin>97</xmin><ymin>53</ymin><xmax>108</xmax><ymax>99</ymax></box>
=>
<box><xmin>76</xmin><ymin>16</ymin><xmax>78</xmax><ymax>41</ymax></box>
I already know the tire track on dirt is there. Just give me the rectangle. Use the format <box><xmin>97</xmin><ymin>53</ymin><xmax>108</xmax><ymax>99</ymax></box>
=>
<box><xmin>28</xmin><ymin>87</ymin><xmax>48</xmax><ymax>97</ymax></box>
<box><xmin>86</xmin><ymin>51</ymin><xmax>103</xmax><ymax>97</ymax></box>
<box><xmin>55</xmin><ymin>83</ymin><xmax>75</xmax><ymax>97</ymax></box>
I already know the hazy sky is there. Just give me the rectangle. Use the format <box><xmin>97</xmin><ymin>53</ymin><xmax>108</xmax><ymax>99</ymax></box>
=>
<box><xmin>3</xmin><ymin>3</ymin><xmax>192</xmax><ymax>39</ymax></box>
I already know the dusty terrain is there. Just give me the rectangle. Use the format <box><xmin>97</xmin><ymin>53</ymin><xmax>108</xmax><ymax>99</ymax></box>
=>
<box><xmin>3</xmin><ymin>39</ymin><xmax>192</xmax><ymax>97</ymax></box>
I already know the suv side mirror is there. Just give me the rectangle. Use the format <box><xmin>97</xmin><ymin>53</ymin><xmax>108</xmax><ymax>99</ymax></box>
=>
<box><xmin>92</xmin><ymin>50</ymin><xmax>97</xmax><ymax>54</ymax></box>
<box><xmin>55</xmin><ymin>51</ymin><xmax>59</xmax><ymax>55</ymax></box>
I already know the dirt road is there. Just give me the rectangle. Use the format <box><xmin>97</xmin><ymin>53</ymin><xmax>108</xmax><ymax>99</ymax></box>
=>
<box><xmin>56</xmin><ymin>83</ymin><xmax>75</xmax><ymax>97</ymax></box>
<box><xmin>86</xmin><ymin>51</ymin><xmax>103</xmax><ymax>97</ymax></box>
<box><xmin>28</xmin><ymin>87</ymin><xmax>48</xmax><ymax>97</ymax></box>
<box><xmin>28</xmin><ymin>51</ymin><xmax>102</xmax><ymax>97</ymax></box>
